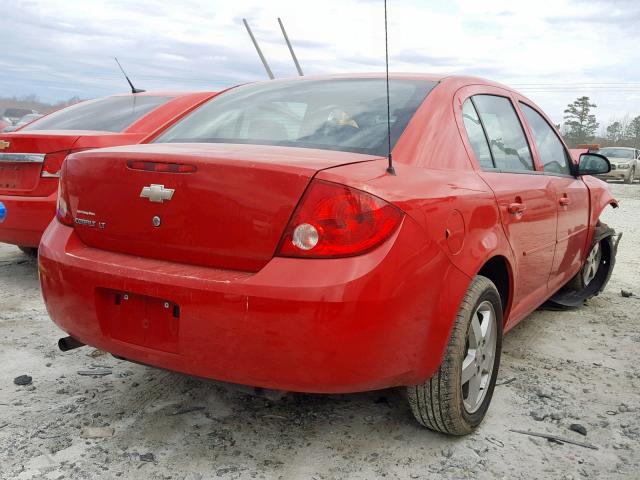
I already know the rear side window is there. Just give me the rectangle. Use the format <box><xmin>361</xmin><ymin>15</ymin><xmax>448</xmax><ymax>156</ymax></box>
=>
<box><xmin>462</xmin><ymin>99</ymin><xmax>493</xmax><ymax>169</ymax></box>
<box><xmin>22</xmin><ymin>96</ymin><xmax>174</xmax><ymax>133</ymax></box>
<box><xmin>472</xmin><ymin>95</ymin><xmax>534</xmax><ymax>172</ymax></box>
<box><xmin>520</xmin><ymin>103</ymin><xmax>571</xmax><ymax>175</ymax></box>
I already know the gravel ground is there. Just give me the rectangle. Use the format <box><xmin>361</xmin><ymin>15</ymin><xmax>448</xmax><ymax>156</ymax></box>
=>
<box><xmin>0</xmin><ymin>183</ymin><xmax>638</xmax><ymax>480</ymax></box>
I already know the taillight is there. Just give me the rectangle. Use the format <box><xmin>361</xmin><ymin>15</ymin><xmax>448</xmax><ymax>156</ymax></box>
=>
<box><xmin>41</xmin><ymin>151</ymin><xmax>68</xmax><ymax>178</ymax></box>
<box><xmin>277</xmin><ymin>180</ymin><xmax>403</xmax><ymax>258</ymax></box>
<box><xmin>56</xmin><ymin>161</ymin><xmax>73</xmax><ymax>226</ymax></box>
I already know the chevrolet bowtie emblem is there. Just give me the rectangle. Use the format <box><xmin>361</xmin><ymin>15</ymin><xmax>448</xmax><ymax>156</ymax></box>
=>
<box><xmin>140</xmin><ymin>184</ymin><xmax>174</xmax><ymax>203</ymax></box>
<box><xmin>0</xmin><ymin>141</ymin><xmax>10</xmax><ymax>150</ymax></box>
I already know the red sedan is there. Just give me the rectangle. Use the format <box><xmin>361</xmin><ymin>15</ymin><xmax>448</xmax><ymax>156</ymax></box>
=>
<box><xmin>0</xmin><ymin>91</ymin><xmax>217</xmax><ymax>253</ymax></box>
<box><xmin>39</xmin><ymin>75</ymin><xmax>618</xmax><ymax>434</ymax></box>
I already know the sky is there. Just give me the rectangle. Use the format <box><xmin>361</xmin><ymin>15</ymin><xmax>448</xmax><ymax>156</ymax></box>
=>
<box><xmin>2</xmin><ymin>0</ymin><xmax>640</xmax><ymax>128</ymax></box>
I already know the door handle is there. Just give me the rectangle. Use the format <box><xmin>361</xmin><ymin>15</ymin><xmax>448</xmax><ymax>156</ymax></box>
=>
<box><xmin>507</xmin><ymin>202</ymin><xmax>526</xmax><ymax>215</ymax></box>
<box><xmin>559</xmin><ymin>195</ymin><xmax>570</xmax><ymax>206</ymax></box>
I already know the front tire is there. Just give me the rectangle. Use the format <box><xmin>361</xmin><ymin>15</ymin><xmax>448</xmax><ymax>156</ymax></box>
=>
<box><xmin>564</xmin><ymin>221</ymin><xmax>615</xmax><ymax>297</ymax></box>
<box><xmin>407</xmin><ymin>275</ymin><xmax>503</xmax><ymax>435</ymax></box>
<box><xmin>624</xmin><ymin>168</ymin><xmax>634</xmax><ymax>184</ymax></box>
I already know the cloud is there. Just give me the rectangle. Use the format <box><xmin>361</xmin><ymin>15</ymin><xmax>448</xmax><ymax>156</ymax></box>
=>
<box><xmin>1</xmin><ymin>0</ymin><xmax>639</xmax><ymax>124</ymax></box>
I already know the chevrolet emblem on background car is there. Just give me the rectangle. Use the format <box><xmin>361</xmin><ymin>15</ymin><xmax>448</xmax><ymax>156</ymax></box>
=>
<box><xmin>0</xmin><ymin>141</ymin><xmax>10</xmax><ymax>150</ymax></box>
<box><xmin>140</xmin><ymin>184</ymin><xmax>174</xmax><ymax>203</ymax></box>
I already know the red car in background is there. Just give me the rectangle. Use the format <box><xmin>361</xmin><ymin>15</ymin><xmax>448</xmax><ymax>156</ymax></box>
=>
<box><xmin>0</xmin><ymin>91</ymin><xmax>217</xmax><ymax>253</ymax></box>
<box><xmin>39</xmin><ymin>75</ymin><xmax>619</xmax><ymax>434</ymax></box>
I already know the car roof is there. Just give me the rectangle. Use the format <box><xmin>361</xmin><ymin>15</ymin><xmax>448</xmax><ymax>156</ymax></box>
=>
<box><xmin>109</xmin><ymin>90</ymin><xmax>214</xmax><ymax>98</ymax></box>
<box><xmin>223</xmin><ymin>73</ymin><xmax>517</xmax><ymax>94</ymax></box>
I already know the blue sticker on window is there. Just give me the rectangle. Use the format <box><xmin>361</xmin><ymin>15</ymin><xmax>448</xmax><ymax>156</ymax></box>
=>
<box><xmin>0</xmin><ymin>202</ymin><xmax>6</xmax><ymax>224</ymax></box>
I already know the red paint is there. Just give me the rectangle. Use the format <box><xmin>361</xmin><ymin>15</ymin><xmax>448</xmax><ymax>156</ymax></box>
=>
<box><xmin>39</xmin><ymin>75</ymin><xmax>616</xmax><ymax>393</ymax></box>
<box><xmin>0</xmin><ymin>91</ymin><xmax>218</xmax><ymax>247</ymax></box>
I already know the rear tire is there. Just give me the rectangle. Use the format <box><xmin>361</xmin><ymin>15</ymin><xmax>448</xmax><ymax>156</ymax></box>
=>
<box><xmin>18</xmin><ymin>246</ymin><xmax>38</xmax><ymax>257</ymax></box>
<box><xmin>407</xmin><ymin>275</ymin><xmax>503</xmax><ymax>435</ymax></box>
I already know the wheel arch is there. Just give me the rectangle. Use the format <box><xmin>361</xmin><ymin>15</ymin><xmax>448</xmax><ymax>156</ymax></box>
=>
<box><xmin>476</xmin><ymin>255</ymin><xmax>513</xmax><ymax>325</ymax></box>
<box><xmin>582</xmin><ymin>175</ymin><xmax>618</xmax><ymax>248</ymax></box>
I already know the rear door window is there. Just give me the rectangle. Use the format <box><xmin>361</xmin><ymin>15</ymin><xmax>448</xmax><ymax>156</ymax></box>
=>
<box><xmin>472</xmin><ymin>95</ymin><xmax>534</xmax><ymax>172</ymax></box>
<box><xmin>462</xmin><ymin>99</ymin><xmax>493</xmax><ymax>169</ymax></box>
<box><xmin>22</xmin><ymin>96</ymin><xmax>174</xmax><ymax>133</ymax></box>
<box><xmin>520</xmin><ymin>103</ymin><xmax>571</xmax><ymax>175</ymax></box>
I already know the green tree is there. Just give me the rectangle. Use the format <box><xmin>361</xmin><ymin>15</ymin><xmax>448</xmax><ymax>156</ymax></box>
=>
<box><xmin>625</xmin><ymin>116</ymin><xmax>640</xmax><ymax>148</ymax></box>
<box><xmin>606</xmin><ymin>121</ymin><xmax>623</xmax><ymax>145</ymax></box>
<box><xmin>563</xmin><ymin>96</ymin><xmax>599</xmax><ymax>147</ymax></box>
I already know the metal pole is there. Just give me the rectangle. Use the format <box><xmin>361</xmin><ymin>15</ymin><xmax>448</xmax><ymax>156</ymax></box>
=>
<box><xmin>243</xmin><ymin>18</ymin><xmax>274</xmax><ymax>80</ymax></box>
<box><xmin>277</xmin><ymin>17</ymin><xmax>304</xmax><ymax>76</ymax></box>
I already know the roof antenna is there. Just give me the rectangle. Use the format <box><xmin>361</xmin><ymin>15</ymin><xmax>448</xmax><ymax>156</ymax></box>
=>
<box><xmin>114</xmin><ymin>57</ymin><xmax>146</xmax><ymax>94</ymax></box>
<box><xmin>383</xmin><ymin>0</ymin><xmax>395</xmax><ymax>175</ymax></box>
<box><xmin>278</xmin><ymin>18</ymin><xmax>304</xmax><ymax>76</ymax></box>
<box><xmin>243</xmin><ymin>19</ymin><xmax>275</xmax><ymax>79</ymax></box>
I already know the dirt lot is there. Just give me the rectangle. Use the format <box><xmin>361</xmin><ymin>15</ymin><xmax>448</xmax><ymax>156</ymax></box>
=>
<box><xmin>0</xmin><ymin>183</ymin><xmax>638</xmax><ymax>480</ymax></box>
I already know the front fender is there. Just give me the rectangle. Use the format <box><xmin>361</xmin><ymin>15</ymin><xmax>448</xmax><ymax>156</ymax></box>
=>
<box><xmin>582</xmin><ymin>175</ymin><xmax>618</xmax><ymax>247</ymax></box>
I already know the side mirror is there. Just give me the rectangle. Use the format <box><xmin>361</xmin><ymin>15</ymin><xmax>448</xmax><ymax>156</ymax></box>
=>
<box><xmin>578</xmin><ymin>153</ymin><xmax>611</xmax><ymax>176</ymax></box>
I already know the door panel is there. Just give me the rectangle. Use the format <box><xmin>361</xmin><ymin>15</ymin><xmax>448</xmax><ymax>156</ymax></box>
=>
<box><xmin>548</xmin><ymin>177</ymin><xmax>589</xmax><ymax>292</ymax></box>
<box><xmin>479</xmin><ymin>172</ymin><xmax>557</xmax><ymax>316</ymax></box>
<box><xmin>515</xmin><ymin>100</ymin><xmax>590</xmax><ymax>293</ymax></box>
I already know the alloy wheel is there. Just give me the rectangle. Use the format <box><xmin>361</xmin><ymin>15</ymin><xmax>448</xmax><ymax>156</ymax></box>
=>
<box><xmin>582</xmin><ymin>241</ymin><xmax>602</xmax><ymax>287</ymax></box>
<box><xmin>461</xmin><ymin>301</ymin><xmax>497</xmax><ymax>414</ymax></box>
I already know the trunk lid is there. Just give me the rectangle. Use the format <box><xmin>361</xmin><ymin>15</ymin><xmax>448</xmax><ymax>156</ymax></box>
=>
<box><xmin>0</xmin><ymin>131</ymin><xmax>145</xmax><ymax>195</ymax></box>
<box><xmin>0</xmin><ymin>132</ymin><xmax>81</xmax><ymax>194</ymax></box>
<box><xmin>66</xmin><ymin>143</ymin><xmax>379</xmax><ymax>271</ymax></box>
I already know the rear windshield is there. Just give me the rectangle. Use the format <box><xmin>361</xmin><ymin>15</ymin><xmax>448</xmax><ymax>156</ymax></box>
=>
<box><xmin>155</xmin><ymin>78</ymin><xmax>436</xmax><ymax>156</ymax></box>
<box><xmin>22</xmin><ymin>95</ymin><xmax>174</xmax><ymax>133</ymax></box>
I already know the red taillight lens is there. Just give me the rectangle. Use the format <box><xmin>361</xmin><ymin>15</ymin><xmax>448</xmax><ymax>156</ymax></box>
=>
<box><xmin>277</xmin><ymin>180</ymin><xmax>403</xmax><ymax>258</ymax></box>
<box><xmin>41</xmin><ymin>151</ymin><xmax>68</xmax><ymax>178</ymax></box>
<box><xmin>127</xmin><ymin>160</ymin><xmax>197</xmax><ymax>173</ymax></box>
<box><xmin>56</xmin><ymin>161</ymin><xmax>73</xmax><ymax>226</ymax></box>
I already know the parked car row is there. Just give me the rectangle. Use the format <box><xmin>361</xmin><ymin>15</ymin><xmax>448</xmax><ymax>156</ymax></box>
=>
<box><xmin>0</xmin><ymin>74</ymin><xmax>620</xmax><ymax>435</ymax></box>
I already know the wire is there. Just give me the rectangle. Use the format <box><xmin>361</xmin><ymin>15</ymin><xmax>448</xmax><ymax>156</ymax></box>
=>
<box><xmin>384</xmin><ymin>0</ymin><xmax>395</xmax><ymax>175</ymax></box>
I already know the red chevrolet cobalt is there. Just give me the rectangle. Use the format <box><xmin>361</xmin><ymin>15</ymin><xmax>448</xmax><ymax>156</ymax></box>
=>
<box><xmin>0</xmin><ymin>91</ymin><xmax>217</xmax><ymax>254</ymax></box>
<box><xmin>39</xmin><ymin>75</ymin><xmax>619</xmax><ymax>434</ymax></box>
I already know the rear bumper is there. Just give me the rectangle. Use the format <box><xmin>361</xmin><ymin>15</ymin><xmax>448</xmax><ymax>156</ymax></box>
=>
<box><xmin>39</xmin><ymin>219</ymin><xmax>468</xmax><ymax>393</ymax></box>
<box><xmin>0</xmin><ymin>191</ymin><xmax>56</xmax><ymax>247</ymax></box>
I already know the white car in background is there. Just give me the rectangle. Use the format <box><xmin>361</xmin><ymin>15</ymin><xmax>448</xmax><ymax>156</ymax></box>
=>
<box><xmin>597</xmin><ymin>147</ymin><xmax>639</xmax><ymax>183</ymax></box>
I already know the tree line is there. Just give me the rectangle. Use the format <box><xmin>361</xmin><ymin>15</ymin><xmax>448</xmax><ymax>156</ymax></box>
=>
<box><xmin>561</xmin><ymin>96</ymin><xmax>640</xmax><ymax>148</ymax></box>
<box><xmin>0</xmin><ymin>95</ymin><xmax>83</xmax><ymax>117</ymax></box>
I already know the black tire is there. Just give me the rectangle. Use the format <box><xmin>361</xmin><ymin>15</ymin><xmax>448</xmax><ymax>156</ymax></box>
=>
<box><xmin>18</xmin><ymin>246</ymin><xmax>38</xmax><ymax>257</ymax></box>
<box><xmin>407</xmin><ymin>275</ymin><xmax>503</xmax><ymax>435</ymax></box>
<box><xmin>563</xmin><ymin>221</ymin><xmax>615</xmax><ymax>297</ymax></box>
<box><xmin>624</xmin><ymin>168</ymin><xmax>634</xmax><ymax>184</ymax></box>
